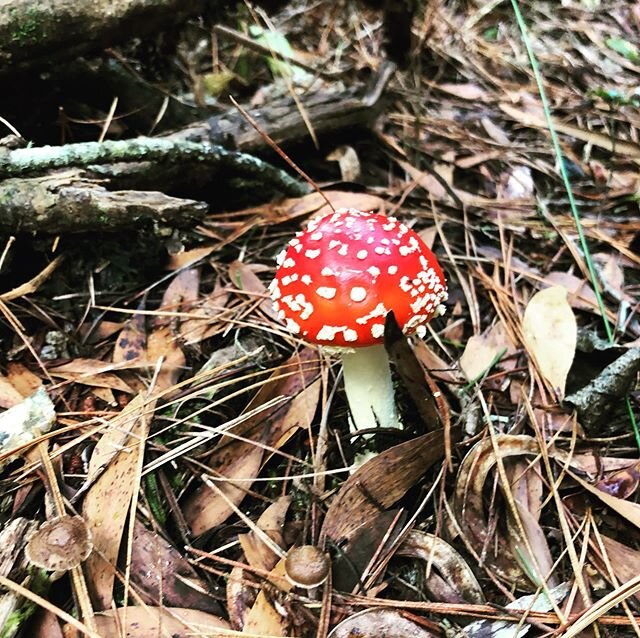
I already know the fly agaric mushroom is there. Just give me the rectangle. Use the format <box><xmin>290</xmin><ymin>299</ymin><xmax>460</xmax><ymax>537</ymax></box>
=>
<box><xmin>269</xmin><ymin>208</ymin><xmax>447</xmax><ymax>437</ymax></box>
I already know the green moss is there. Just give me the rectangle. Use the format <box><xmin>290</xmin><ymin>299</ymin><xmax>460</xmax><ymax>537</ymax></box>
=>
<box><xmin>9</xmin><ymin>6</ymin><xmax>46</xmax><ymax>45</ymax></box>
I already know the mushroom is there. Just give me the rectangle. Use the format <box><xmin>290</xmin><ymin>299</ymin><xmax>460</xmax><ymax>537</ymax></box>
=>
<box><xmin>284</xmin><ymin>545</ymin><xmax>330</xmax><ymax>589</ymax></box>
<box><xmin>269</xmin><ymin>207</ymin><xmax>447</xmax><ymax>439</ymax></box>
<box><xmin>25</xmin><ymin>515</ymin><xmax>93</xmax><ymax>571</ymax></box>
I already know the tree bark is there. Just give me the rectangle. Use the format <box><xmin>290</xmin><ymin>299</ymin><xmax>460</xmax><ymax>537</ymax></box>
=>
<box><xmin>0</xmin><ymin>0</ymin><xmax>211</xmax><ymax>75</ymax></box>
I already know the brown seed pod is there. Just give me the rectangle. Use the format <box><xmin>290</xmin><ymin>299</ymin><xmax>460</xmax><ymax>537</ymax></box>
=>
<box><xmin>284</xmin><ymin>545</ymin><xmax>329</xmax><ymax>589</ymax></box>
<box><xmin>25</xmin><ymin>515</ymin><xmax>93</xmax><ymax>571</ymax></box>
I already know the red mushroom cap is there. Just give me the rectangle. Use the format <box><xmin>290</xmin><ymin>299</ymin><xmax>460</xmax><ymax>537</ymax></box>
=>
<box><xmin>269</xmin><ymin>208</ymin><xmax>447</xmax><ymax>348</ymax></box>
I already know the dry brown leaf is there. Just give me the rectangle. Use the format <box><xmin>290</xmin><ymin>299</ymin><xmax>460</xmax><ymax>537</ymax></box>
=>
<box><xmin>82</xmin><ymin>394</ymin><xmax>150</xmax><ymax>609</ymax></box>
<box><xmin>167</xmin><ymin>245</ymin><xmax>216</xmax><ymax>271</ymax></box>
<box><xmin>48</xmin><ymin>359</ymin><xmax>133</xmax><ymax>393</ymax></box>
<box><xmin>112</xmin><ymin>306</ymin><xmax>146</xmax><ymax>364</ymax></box>
<box><xmin>328</xmin><ymin>608</ymin><xmax>439</xmax><ymax>638</ymax></box>
<box><xmin>522</xmin><ymin>286</ymin><xmax>577</xmax><ymax>399</ymax></box>
<box><xmin>0</xmin><ymin>375</ymin><xmax>26</xmax><ymax>408</ymax></box>
<box><xmin>180</xmin><ymin>281</ymin><xmax>230</xmax><ymax>345</ymax></box>
<box><xmin>459</xmin><ymin>322</ymin><xmax>515</xmax><ymax>382</ymax></box>
<box><xmin>184</xmin><ymin>438</ymin><xmax>264</xmax><ymax>537</ymax></box>
<box><xmin>567</xmin><ymin>469</ymin><xmax>640</xmax><ymax>529</ymax></box>
<box><xmin>321</xmin><ymin>428</ymin><xmax>454</xmax><ymax>545</ymax></box>
<box><xmin>398</xmin><ymin>530</ymin><xmax>485</xmax><ymax>604</ymax></box>
<box><xmin>90</xmin><ymin>607</ymin><xmax>230</xmax><ymax>637</ymax></box>
<box><xmin>453</xmin><ymin>434</ymin><xmax>542</xmax><ymax>589</ymax></box>
<box><xmin>239</xmin><ymin>495</ymin><xmax>292</xmax><ymax>572</ymax></box>
<box><xmin>145</xmin><ymin>325</ymin><xmax>186</xmax><ymax>393</ymax></box>
<box><xmin>184</xmin><ymin>349</ymin><xmax>320</xmax><ymax>535</ymax></box>
<box><xmin>6</xmin><ymin>362</ymin><xmax>42</xmax><ymax>398</ymax></box>
<box><xmin>227</xmin><ymin>566</ymin><xmax>255</xmax><ymax>630</ymax></box>
<box><xmin>129</xmin><ymin>518</ymin><xmax>222</xmax><ymax>614</ymax></box>
<box><xmin>438</xmin><ymin>82</ymin><xmax>488</xmax><ymax>101</ymax></box>
<box><xmin>593</xmin><ymin>534</ymin><xmax>640</xmax><ymax>602</ymax></box>
<box><xmin>243</xmin><ymin>559</ymin><xmax>291</xmax><ymax>636</ymax></box>
<box><xmin>228</xmin><ymin>260</ymin><xmax>279</xmax><ymax>321</ymax></box>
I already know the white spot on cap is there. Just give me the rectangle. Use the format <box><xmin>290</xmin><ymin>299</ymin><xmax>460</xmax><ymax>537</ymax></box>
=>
<box><xmin>286</xmin><ymin>318</ymin><xmax>301</xmax><ymax>334</ymax></box>
<box><xmin>367</xmin><ymin>266</ymin><xmax>380</xmax><ymax>278</ymax></box>
<box><xmin>374</xmin><ymin>246</ymin><xmax>386</xmax><ymax>255</ymax></box>
<box><xmin>338</xmin><ymin>244</ymin><xmax>349</xmax><ymax>256</ymax></box>
<box><xmin>321</xmin><ymin>266</ymin><xmax>334</xmax><ymax>276</ymax></box>
<box><xmin>371</xmin><ymin>323</ymin><xmax>385</xmax><ymax>339</ymax></box>
<box><xmin>301</xmin><ymin>274</ymin><xmax>312</xmax><ymax>285</ymax></box>
<box><xmin>388</xmin><ymin>265</ymin><xmax>398</xmax><ymax>275</ymax></box>
<box><xmin>310</xmin><ymin>232</ymin><xmax>323</xmax><ymax>240</ymax></box>
<box><xmin>316</xmin><ymin>325</ymin><xmax>347</xmax><ymax>341</ymax></box>
<box><xmin>357</xmin><ymin>249</ymin><xmax>368</xmax><ymax>260</ymax></box>
<box><xmin>276</xmin><ymin>250</ymin><xmax>287</xmax><ymax>266</ymax></box>
<box><xmin>350</xmin><ymin>287</ymin><xmax>367</xmax><ymax>302</ymax></box>
<box><xmin>344</xmin><ymin>329</ymin><xmax>358</xmax><ymax>342</ymax></box>
<box><xmin>316</xmin><ymin>286</ymin><xmax>337</xmax><ymax>300</ymax></box>
<box><xmin>355</xmin><ymin>302</ymin><xmax>388</xmax><ymax>325</ymax></box>
<box><xmin>282</xmin><ymin>257</ymin><xmax>296</xmax><ymax>268</ymax></box>
<box><xmin>416</xmin><ymin>325</ymin><xmax>427</xmax><ymax>338</ymax></box>
<box><xmin>305</xmin><ymin>249</ymin><xmax>321</xmax><ymax>259</ymax></box>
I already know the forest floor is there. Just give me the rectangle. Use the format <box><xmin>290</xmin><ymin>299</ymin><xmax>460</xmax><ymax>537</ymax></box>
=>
<box><xmin>1</xmin><ymin>1</ymin><xmax>640</xmax><ymax>637</ymax></box>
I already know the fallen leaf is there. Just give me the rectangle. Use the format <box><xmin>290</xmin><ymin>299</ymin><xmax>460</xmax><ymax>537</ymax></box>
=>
<box><xmin>129</xmin><ymin>519</ymin><xmax>222</xmax><ymax>614</ymax></box>
<box><xmin>48</xmin><ymin>359</ymin><xmax>133</xmax><ymax>393</ymax></box>
<box><xmin>459</xmin><ymin>322</ymin><xmax>514</xmax><ymax>382</ymax></box>
<box><xmin>243</xmin><ymin>559</ymin><xmax>291</xmax><ymax>636</ymax></box>
<box><xmin>90</xmin><ymin>607</ymin><xmax>230</xmax><ymax>638</ymax></box>
<box><xmin>453</xmin><ymin>434</ymin><xmax>544</xmax><ymax>589</ymax></box>
<box><xmin>522</xmin><ymin>286</ymin><xmax>577</xmax><ymax>399</ymax></box>
<box><xmin>82</xmin><ymin>394</ymin><xmax>150</xmax><ymax>609</ymax></box>
<box><xmin>398</xmin><ymin>530</ymin><xmax>485</xmax><ymax>604</ymax></box>
<box><xmin>184</xmin><ymin>349</ymin><xmax>320</xmax><ymax>535</ymax></box>
<box><xmin>321</xmin><ymin>428</ymin><xmax>455</xmax><ymax>545</ymax></box>
<box><xmin>328</xmin><ymin>608</ymin><xmax>439</xmax><ymax>638</ymax></box>
<box><xmin>112</xmin><ymin>304</ymin><xmax>146</xmax><ymax>364</ymax></box>
<box><xmin>239</xmin><ymin>496</ymin><xmax>292</xmax><ymax>572</ymax></box>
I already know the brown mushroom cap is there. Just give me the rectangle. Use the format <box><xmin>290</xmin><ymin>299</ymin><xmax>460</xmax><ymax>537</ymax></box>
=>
<box><xmin>25</xmin><ymin>515</ymin><xmax>93</xmax><ymax>571</ymax></box>
<box><xmin>284</xmin><ymin>545</ymin><xmax>329</xmax><ymax>589</ymax></box>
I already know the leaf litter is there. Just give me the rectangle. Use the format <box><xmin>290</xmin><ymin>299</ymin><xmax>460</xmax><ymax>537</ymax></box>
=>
<box><xmin>1</xmin><ymin>1</ymin><xmax>640</xmax><ymax>637</ymax></box>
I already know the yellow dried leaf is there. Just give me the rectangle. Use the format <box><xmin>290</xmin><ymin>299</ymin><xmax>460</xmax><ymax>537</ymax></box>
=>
<box><xmin>522</xmin><ymin>287</ymin><xmax>577</xmax><ymax>399</ymax></box>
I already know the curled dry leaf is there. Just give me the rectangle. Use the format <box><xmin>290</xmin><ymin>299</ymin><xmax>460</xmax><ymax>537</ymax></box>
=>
<box><xmin>226</xmin><ymin>566</ymin><xmax>255</xmax><ymax>631</ymax></box>
<box><xmin>397</xmin><ymin>530</ymin><xmax>485</xmax><ymax>604</ymax></box>
<box><xmin>522</xmin><ymin>286</ymin><xmax>577</xmax><ymax>399</ymax></box>
<box><xmin>90</xmin><ymin>607</ymin><xmax>230</xmax><ymax>638</ymax></box>
<box><xmin>453</xmin><ymin>434</ymin><xmax>545</xmax><ymax>590</ymax></box>
<box><xmin>328</xmin><ymin>608</ymin><xmax>439</xmax><ymax>638</ymax></box>
<box><xmin>397</xmin><ymin>530</ymin><xmax>484</xmax><ymax>605</ymax></box>
<box><xmin>25</xmin><ymin>516</ymin><xmax>92</xmax><ymax>572</ymax></box>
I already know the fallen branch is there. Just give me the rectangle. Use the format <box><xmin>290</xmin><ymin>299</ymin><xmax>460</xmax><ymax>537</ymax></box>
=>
<box><xmin>0</xmin><ymin>138</ymin><xmax>307</xmax><ymax>196</ymax></box>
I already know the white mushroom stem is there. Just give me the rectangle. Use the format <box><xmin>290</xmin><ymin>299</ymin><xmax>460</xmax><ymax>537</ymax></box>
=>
<box><xmin>340</xmin><ymin>344</ymin><xmax>400</xmax><ymax>435</ymax></box>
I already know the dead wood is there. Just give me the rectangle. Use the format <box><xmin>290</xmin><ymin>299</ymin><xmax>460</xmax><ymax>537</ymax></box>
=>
<box><xmin>0</xmin><ymin>80</ymin><xmax>384</xmax><ymax>233</ymax></box>
<box><xmin>0</xmin><ymin>0</ymin><xmax>212</xmax><ymax>76</ymax></box>
<box><xmin>0</xmin><ymin>170</ymin><xmax>208</xmax><ymax>233</ymax></box>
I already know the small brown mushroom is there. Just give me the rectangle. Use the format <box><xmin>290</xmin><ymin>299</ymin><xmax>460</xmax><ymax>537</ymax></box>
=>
<box><xmin>284</xmin><ymin>545</ymin><xmax>329</xmax><ymax>589</ymax></box>
<box><xmin>25</xmin><ymin>515</ymin><xmax>93</xmax><ymax>571</ymax></box>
